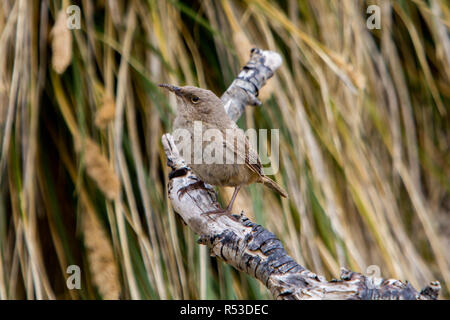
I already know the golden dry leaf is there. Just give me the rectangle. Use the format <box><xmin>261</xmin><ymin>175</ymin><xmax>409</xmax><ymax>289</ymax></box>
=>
<box><xmin>51</xmin><ymin>11</ymin><xmax>72</xmax><ymax>74</ymax></box>
<box><xmin>76</xmin><ymin>138</ymin><xmax>120</xmax><ymax>200</ymax></box>
<box><xmin>82</xmin><ymin>210</ymin><xmax>121</xmax><ymax>300</ymax></box>
<box><xmin>95</xmin><ymin>95</ymin><xmax>115</xmax><ymax>129</ymax></box>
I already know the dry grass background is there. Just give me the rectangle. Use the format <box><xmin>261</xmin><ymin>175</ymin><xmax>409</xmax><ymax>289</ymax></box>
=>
<box><xmin>0</xmin><ymin>0</ymin><xmax>449</xmax><ymax>299</ymax></box>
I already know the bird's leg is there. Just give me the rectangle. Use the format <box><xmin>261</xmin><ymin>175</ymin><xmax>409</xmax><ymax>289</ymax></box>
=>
<box><xmin>177</xmin><ymin>180</ymin><xmax>208</xmax><ymax>199</ymax></box>
<box><xmin>204</xmin><ymin>186</ymin><xmax>241</xmax><ymax>218</ymax></box>
<box><xmin>226</xmin><ymin>185</ymin><xmax>241</xmax><ymax>212</ymax></box>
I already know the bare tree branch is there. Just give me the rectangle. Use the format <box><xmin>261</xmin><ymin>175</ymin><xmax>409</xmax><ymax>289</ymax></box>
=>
<box><xmin>161</xmin><ymin>49</ymin><xmax>440</xmax><ymax>300</ymax></box>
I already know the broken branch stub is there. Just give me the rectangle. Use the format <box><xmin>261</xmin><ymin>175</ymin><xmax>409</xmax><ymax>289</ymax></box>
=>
<box><xmin>222</xmin><ymin>48</ymin><xmax>282</xmax><ymax>121</ymax></box>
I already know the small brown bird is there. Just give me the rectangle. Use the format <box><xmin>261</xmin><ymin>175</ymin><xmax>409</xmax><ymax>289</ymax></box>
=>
<box><xmin>159</xmin><ymin>84</ymin><xmax>287</xmax><ymax>215</ymax></box>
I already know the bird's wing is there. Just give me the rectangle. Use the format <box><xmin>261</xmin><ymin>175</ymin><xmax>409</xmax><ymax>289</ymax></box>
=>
<box><xmin>222</xmin><ymin>128</ymin><xmax>263</xmax><ymax>177</ymax></box>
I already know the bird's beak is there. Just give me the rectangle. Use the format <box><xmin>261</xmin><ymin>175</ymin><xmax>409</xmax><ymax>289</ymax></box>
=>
<box><xmin>158</xmin><ymin>84</ymin><xmax>182</xmax><ymax>96</ymax></box>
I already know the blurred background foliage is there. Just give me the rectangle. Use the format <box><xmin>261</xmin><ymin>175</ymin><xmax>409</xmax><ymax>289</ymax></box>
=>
<box><xmin>0</xmin><ymin>0</ymin><xmax>449</xmax><ymax>299</ymax></box>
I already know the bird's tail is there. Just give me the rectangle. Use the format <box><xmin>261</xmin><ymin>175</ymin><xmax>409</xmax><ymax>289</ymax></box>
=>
<box><xmin>259</xmin><ymin>176</ymin><xmax>288</xmax><ymax>198</ymax></box>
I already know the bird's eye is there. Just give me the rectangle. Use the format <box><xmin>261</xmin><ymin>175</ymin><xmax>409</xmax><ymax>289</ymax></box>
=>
<box><xmin>191</xmin><ymin>96</ymin><xmax>200</xmax><ymax>103</ymax></box>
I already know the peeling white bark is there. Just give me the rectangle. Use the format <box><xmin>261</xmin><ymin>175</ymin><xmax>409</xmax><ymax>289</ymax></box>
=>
<box><xmin>161</xmin><ymin>49</ymin><xmax>440</xmax><ymax>300</ymax></box>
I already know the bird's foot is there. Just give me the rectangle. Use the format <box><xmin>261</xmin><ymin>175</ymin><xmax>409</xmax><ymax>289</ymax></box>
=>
<box><xmin>177</xmin><ymin>180</ymin><xmax>208</xmax><ymax>199</ymax></box>
<box><xmin>202</xmin><ymin>205</ymin><xmax>239</xmax><ymax>222</ymax></box>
